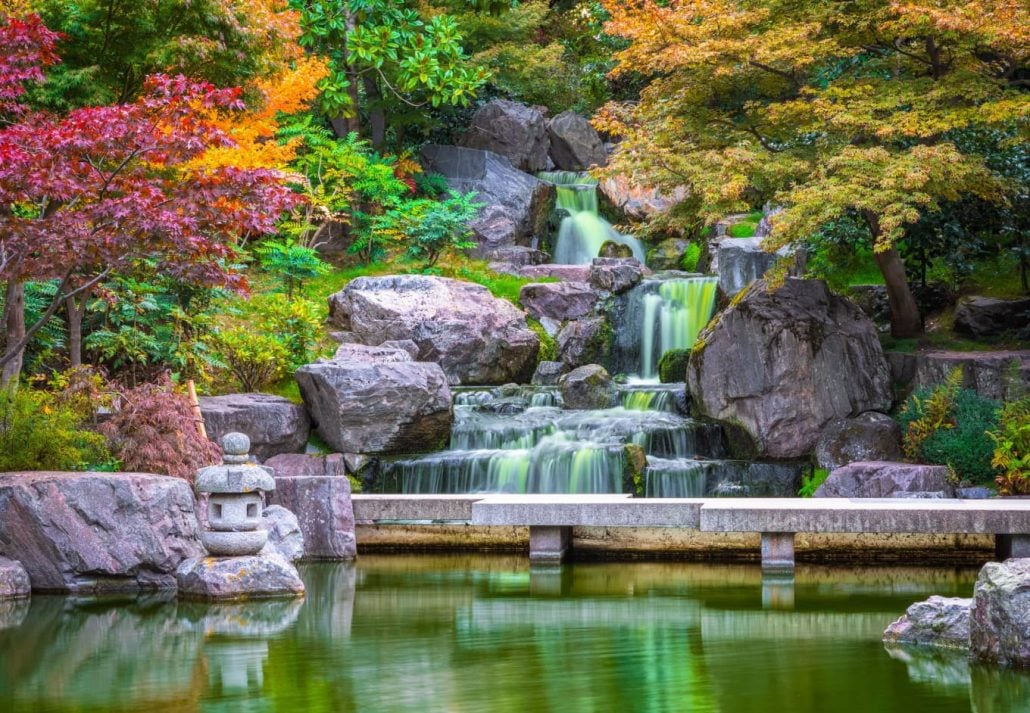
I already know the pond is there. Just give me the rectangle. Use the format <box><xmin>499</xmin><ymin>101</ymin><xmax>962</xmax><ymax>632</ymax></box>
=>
<box><xmin>1</xmin><ymin>556</ymin><xmax>1028</xmax><ymax>712</ymax></box>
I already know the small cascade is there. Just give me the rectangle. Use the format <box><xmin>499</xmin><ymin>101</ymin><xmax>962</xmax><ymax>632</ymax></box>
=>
<box><xmin>644</xmin><ymin>458</ymin><xmax>808</xmax><ymax>498</ymax></box>
<box><xmin>539</xmin><ymin>171</ymin><xmax>645</xmax><ymax>264</ymax></box>
<box><xmin>619</xmin><ymin>384</ymin><xmax>680</xmax><ymax>413</ymax></box>
<box><xmin>638</xmin><ymin>277</ymin><xmax>718</xmax><ymax>380</ymax></box>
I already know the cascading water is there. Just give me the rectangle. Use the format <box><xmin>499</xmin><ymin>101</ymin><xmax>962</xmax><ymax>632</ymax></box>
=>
<box><xmin>539</xmin><ymin>171</ymin><xmax>646</xmax><ymax>264</ymax></box>
<box><xmin>638</xmin><ymin>277</ymin><xmax>718</xmax><ymax>380</ymax></box>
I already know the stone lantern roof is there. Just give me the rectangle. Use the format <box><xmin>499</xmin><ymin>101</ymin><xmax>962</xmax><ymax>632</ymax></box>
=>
<box><xmin>195</xmin><ymin>432</ymin><xmax>276</xmax><ymax>494</ymax></box>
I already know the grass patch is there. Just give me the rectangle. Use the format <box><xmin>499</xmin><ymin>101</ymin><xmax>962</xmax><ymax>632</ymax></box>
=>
<box><xmin>727</xmin><ymin>221</ymin><xmax>758</xmax><ymax>238</ymax></box>
<box><xmin>962</xmin><ymin>253</ymin><xmax>1027</xmax><ymax>299</ymax></box>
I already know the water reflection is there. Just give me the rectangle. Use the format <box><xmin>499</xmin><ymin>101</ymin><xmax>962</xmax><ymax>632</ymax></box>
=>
<box><xmin>0</xmin><ymin>558</ymin><xmax>1028</xmax><ymax>713</ymax></box>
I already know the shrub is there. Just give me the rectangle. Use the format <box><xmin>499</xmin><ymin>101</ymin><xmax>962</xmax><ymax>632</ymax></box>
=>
<box><xmin>252</xmin><ymin>295</ymin><xmax>324</xmax><ymax>369</ymax></box>
<box><xmin>99</xmin><ymin>375</ymin><xmax>220</xmax><ymax>480</ymax></box>
<box><xmin>799</xmin><ymin>468</ymin><xmax>829</xmax><ymax>498</ymax></box>
<box><xmin>254</xmin><ymin>239</ymin><xmax>330</xmax><ymax>298</ymax></box>
<box><xmin>374</xmin><ymin>190</ymin><xmax>481</xmax><ymax>267</ymax></box>
<box><xmin>208</xmin><ymin>328</ymin><xmax>290</xmax><ymax>392</ymax></box>
<box><xmin>897</xmin><ymin>373</ymin><xmax>1000</xmax><ymax>485</ymax></box>
<box><xmin>0</xmin><ymin>387</ymin><xmax>111</xmax><ymax>472</ymax></box>
<box><xmin>990</xmin><ymin>397</ymin><xmax>1030</xmax><ymax>495</ymax></box>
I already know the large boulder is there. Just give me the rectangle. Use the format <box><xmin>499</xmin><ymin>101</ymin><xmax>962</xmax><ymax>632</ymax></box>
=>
<box><xmin>884</xmin><ymin>596</ymin><xmax>972</xmax><ymax>650</ymax></box>
<box><xmin>970</xmin><ymin>558</ymin><xmax>1030</xmax><ymax>668</ymax></box>
<box><xmin>688</xmin><ymin>278</ymin><xmax>892</xmax><ymax>459</ymax></box>
<box><xmin>421</xmin><ymin>145</ymin><xmax>554</xmax><ymax>259</ymax></box>
<box><xmin>0</xmin><ymin>557</ymin><xmax>29</xmax><ymax>599</ymax></box>
<box><xmin>269</xmin><ymin>475</ymin><xmax>357</xmax><ymax>560</ymax></box>
<box><xmin>547</xmin><ymin>111</ymin><xmax>607</xmax><ymax>170</ymax></box>
<box><xmin>328</xmin><ymin>275</ymin><xmax>540</xmax><ymax>385</ymax></box>
<box><xmin>0</xmin><ymin>472</ymin><xmax>203</xmax><ymax>593</ymax></box>
<box><xmin>519</xmin><ymin>281</ymin><xmax>599</xmax><ymax>321</ymax></box>
<box><xmin>559</xmin><ymin>364</ymin><xmax>614</xmax><ymax>410</ymax></box>
<box><xmin>199</xmin><ymin>393</ymin><xmax>310</xmax><ymax>462</ymax></box>
<box><xmin>296</xmin><ymin>344</ymin><xmax>452</xmax><ymax>455</ymax></box>
<box><xmin>815</xmin><ymin>412</ymin><xmax>903</xmax><ymax>472</ymax></box>
<box><xmin>954</xmin><ymin>296</ymin><xmax>1030</xmax><ymax>339</ymax></box>
<box><xmin>557</xmin><ymin>317</ymin><xmax>610</xmax><ymax>370</ymax></box>
<box><xmin>460</xmin><ymin>99</ymin><xmax>550</xmax><ymax>172</ymax></box>
<box><xmin>814</xmin><ymin>461</ymin><xmax>952</xmax><ymax>498</ymax></box>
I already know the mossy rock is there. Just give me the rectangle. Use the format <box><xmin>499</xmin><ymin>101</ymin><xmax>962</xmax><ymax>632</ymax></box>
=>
<box><xmin>622</xmin><ymin>443</ymin><xmax>648</xmax><ymax>495</ymax></box>
<box><xmin>600</xmin><ymin>240</ymin><xmax>634</xmax><ymax>258</ymax></box>
<box><xmin>658</xmin><ymin>348</ymin><xmax>691</xmax><ymax>384</ymax></box>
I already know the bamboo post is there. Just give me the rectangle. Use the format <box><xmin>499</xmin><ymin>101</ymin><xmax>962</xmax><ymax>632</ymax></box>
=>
<box><xmin>187</xmin><ymin>379</ymin><xmax>207</xmax><ymax>440</ymax></box>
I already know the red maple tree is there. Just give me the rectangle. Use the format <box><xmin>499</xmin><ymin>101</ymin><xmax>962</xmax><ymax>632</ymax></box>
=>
<box><xmin>0</xmin><ymin>15</ymin><xmax>299</xmax><ymax>383</ymax></box>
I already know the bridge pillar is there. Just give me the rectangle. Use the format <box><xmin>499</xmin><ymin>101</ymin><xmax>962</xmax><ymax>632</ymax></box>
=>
<box><xmin>529</xmin><ymin>526</ymin><xmax>572</xmax><ymax>563</ymax></box>
<box><xmin>995</xmin><ymin>534</ymin><xmax>1030</xmax><ymax>560</ymax></box>
<box><xmin>761</xmin><ymin>532</ymin><xmax>795</xmax><ymax>573</ymax></box>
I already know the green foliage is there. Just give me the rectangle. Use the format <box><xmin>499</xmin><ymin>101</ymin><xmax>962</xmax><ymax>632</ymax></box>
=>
<box><xmin>990</xmin><ymin>397</ymin><xmax>1030</xmax><ymax>495</ymax></box>
<box><xmin>527</xmin><ymin>319</ymin><xmax>557</xmax><ymax>362</ymax></box>
<box><xmin>678</xmin><ymin>243</ymin><xmax>701</xmax><ymax>272</ymax></box>
<box><xmin>254</xmin><ymin>239</ymin><xmax>330</xmax><ymax>298</ymax></box>
<box><xmin>456</xmin><ymin>264</ymin><xmax>551</xmax><ymax>304</ymax></box>
<box><xmin>373</xmin><ymin>190</ymin><xmax>481</xmax><ymax>266</ymax></box>
<box><xmin>30</xmin><ymin>0</ymin><xmax>293</xmax><ymax>108</ymax></box>
<box><xmin>657</xmin><ymin>349</ymin><xmax>690</xmax><ymax>384</ymax></box>
<box><xmin>897</xmin><ymin>372</ymin><xmax>1001</xmax><ymax>484</ymax></box>
<box><xmin>727</xmin><ymin>212</ymin><xmax>763</xmax><ymax>238</ymax></box>
<box><xmin>0</xmin><ymin>386</ymin><xmax>110</xmax><ymax>472</ymax></box>
<box><xmin>251</xmin><ymin>294</ymin><xmax>325</xmax><ymax>370</ymax></box>
<box><xmin>289</xmin><ymin>0</ymin><xmax>488</xmax><ymax>136</ymax></box>
<box><xmin>208</xmin><ymin>328</ymin><xmax>290</xmax><ymax>392</ymax></box>
<box><xmin>799</xmin><ymin>468</ymin><xmax>829</xmax><ymax>498</ymax></box>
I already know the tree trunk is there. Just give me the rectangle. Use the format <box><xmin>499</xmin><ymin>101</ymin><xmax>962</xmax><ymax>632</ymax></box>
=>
<box><xmin>1</xmin><ymin>280</ymin><xmax>26</xmax><ymax>388</ymax></box>
<box><xmin>363</xmin><ymin>75</ymin><xmax>386</xmax><ymax>149</ymax></box>
<box><xmin>65</xmin><ymin>290</ymin><xmax>89</xmax><ymax>368</ymax></box>
<box><xmin>863</xmin><ymin>212</ymin><xmax>922</xmax><ymax>338</ymax></box>
<box><xmin>874</xmin><ymin>247</ymin><xmax>923</xmax><ymax>338</ymax></box>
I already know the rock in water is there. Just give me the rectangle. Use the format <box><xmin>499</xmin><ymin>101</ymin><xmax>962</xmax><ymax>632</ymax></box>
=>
<box><xmin>559</xmin><ymin>364</ymin><xmax>614</xmax><ymax>410</ymax></box>
<box><xmin>269</xmin><ymin>476</ymin><xmax>357</xmax><ymax>560</ymax></box>
<box><xmin>328</xmin><ymin>275</ymin><xmax>539</xmax><ymax>385</ymax></box>
<box><xmin>547</xmin><ymin>110</ymin><xmax>607</xmax><ymax>170</ymax></box>
<box><xmin>589</xmin><ymin>257</ymin><xmax>644</xmax><ymax>295</ymax></box>
<box><xmin>687</xmin><ymin>278</ymin><xmax>891</xmax><ymax>459</ymax></box>
<box><xmin>0</xmin><ymin>472</ymin><xmax>203</xmax><ymax>593</ymax></box>
<box><xmin>420</xmin><ymin>144</ymin><xmax>554</xmax><ymax>260</ymax></box>
<box><xmin>814</xmin><ymin>461</ymin><xmax>952</xmax><ymax>498</ymax></box>
<box><xmin>815</xmin><ymin>412</ymin><xmax>903</xmax><ymax>471</ymax></box>
<box><xmin>199</xmin><ymin>393</ymin><xmax>310</xmax><ymax>461</ymax></box>
<box><xmin>261</xmin><ymin>505</ymin><xmax>305</xmax><ymax>562</ymax></box>
<box><xmin>532</xmin><ymin>361</ymin><xmax>566</xmax><ymax>386</ymax></box>
<box><xmin>460</xmin><ymin>100</ymin><xmax>550</xmax><ymax>172</ymax></box>
<box><xmin>884</xmin><ymin>596</ymin><xmax>972</xmax><ymax>649</ymax></box>
<box><xmin>296</xmin><ymin>344</ymin><xmax>452</xmax><ymax>455</ymax></box>
<box><xmin>557</xmin><ymin>317</ymin><xmax>610</xmax><ymax>370</ymax></box>
<box><xmin>970</xmin><ymin>558</ymin><xmax>1030</xmax><ymax>668</ymax></box>
<box><xmin>0</xmin><ymin>557</ymin><xmax>30</xmax><ymax>599</ymax></box>
<box><xmin>176</xmin><ymin>553</ymin><xmax>305</xmax><ymax>600</ymax></box>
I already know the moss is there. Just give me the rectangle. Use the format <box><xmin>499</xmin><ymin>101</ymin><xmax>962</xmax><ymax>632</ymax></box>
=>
<box><xmin>658</xmin><ymin>348</ymin><xmax>691</xmax><ymax>383</ymax></box>
<box><xmin>622</xmin><ymin>444</ymin><xmax>648</xmax><ymax>496</ymax></box>
<box><xmin>527</xmin><ymin>319</ymin><xmax>558</xmax><ymax>362</ymax></box>
<box><xmin>799</xmin><ymin>468</ymin><xmax>829</xmax><ymax>497</ymax></box>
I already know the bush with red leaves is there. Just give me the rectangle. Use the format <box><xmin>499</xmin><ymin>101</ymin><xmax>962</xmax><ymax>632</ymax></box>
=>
<box><xmin>100</xmin><ymin>374</ymin><xmax>220</xmax><ymax>480</ymax></box>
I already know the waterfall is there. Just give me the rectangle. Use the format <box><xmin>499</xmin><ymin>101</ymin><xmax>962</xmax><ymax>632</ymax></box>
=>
<box><xmin>638</xmin><ymin>277</ymin><xmax>718</xmax><ymax>380</ymax></box>
<box><xmin>539</xmin><ymin>171</ymin><xmax>646</xmax><ymax>264</ymax></box>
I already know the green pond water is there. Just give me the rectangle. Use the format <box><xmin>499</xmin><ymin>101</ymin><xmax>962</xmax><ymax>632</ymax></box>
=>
<box><xmin>2</xmin><ymin>557</ymin><xmax>1029</xmax><ymax>713</ymax></box>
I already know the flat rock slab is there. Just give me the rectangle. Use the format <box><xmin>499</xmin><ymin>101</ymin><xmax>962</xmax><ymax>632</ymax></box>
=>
<box><xmin>176</xmin><ymin>553</ymin><xmax>305</xmax><ymax>600</ymax></box>
<box><xmin>471</xmin><ymin>494</ymin><xmax>704</xmax><ymax>528</ymax></box>
<box><xmin>353</xmin><ymin>494</ymin><xmax>484</xmax><ymax>522</ymax></box>
<box><xmin>0</xmin><ymin>557</ymin><xmax>30</xmax><ymax>599</ymax></box>
<box><xmin>0</xmin><ymin>472</ymin><xmax>203</xmax><ymax>593</ymax></box>
<box><xmin>700</xmin><ymin>498</ymin><xmax>1030</xmax><ymax>534</ymax></box>
<box><xmin>199</xmin><ymin>393</ymin><xmax>310</xmax><ymax>462</ymax></box>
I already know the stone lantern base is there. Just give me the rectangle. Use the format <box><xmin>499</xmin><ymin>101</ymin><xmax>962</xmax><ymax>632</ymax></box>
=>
<box><xmin>176</xmin><ymin>552</ymin><xmax>305</xmax><ymax>601</ymax></box>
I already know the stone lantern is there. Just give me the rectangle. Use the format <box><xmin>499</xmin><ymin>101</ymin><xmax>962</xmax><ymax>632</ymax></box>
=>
<box><xmin>195</xmin><ymin>433</ymin><xmax>276</xmax><ymax>557</ymax></box>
